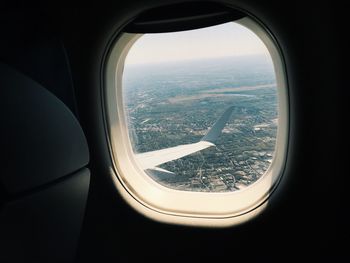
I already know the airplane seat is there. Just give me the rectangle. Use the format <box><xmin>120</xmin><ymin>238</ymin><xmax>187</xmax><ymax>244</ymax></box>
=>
<box><xmin>0</xmin><ymin>62</ymin><xmax>90</xmax><ymax>263</ymax></box>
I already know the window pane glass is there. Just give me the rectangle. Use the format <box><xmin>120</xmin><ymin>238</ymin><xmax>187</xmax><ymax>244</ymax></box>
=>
<box><xmin>122</xmin><ymin>22</ymin><xmax>278</xmax><ymax>192</ymax></box>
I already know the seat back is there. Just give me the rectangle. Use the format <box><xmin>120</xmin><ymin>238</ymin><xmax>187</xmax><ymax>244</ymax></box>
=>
<box><xmin>0</xmin><ymin>63</ymin><xmax>90</xmax><ymax>263</ymax></box>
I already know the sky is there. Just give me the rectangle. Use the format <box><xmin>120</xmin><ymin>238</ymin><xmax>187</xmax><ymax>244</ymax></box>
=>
<box><xmin>125</xmin><ymin>22</ymin><xmax>269</xmax><ymax>65</ymax></box>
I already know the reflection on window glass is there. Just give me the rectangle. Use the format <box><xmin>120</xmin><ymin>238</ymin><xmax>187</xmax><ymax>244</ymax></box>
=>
<box><xmin>122</xmin><ymin>22</ymin><xmax>278</xmax><ymax>192</ymax></box>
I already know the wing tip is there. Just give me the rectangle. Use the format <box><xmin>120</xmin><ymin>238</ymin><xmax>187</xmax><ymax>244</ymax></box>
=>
<box><xmin>201</xmin><ymin>106</ymin><xmax>234</xmax><ymax>143</ymax></box>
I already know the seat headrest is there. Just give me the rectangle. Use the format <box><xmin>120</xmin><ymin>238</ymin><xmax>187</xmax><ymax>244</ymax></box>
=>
<box><xmin>0</xmin><ymin>63</ymin><xmax>89</xmax><ymax>194</ymax></box>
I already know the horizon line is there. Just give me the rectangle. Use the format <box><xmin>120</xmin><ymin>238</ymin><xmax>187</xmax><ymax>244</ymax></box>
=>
<box><xmin>125</xmin><ymin>53</ymin><xmax>270</xmax><ymax>67</ymax></box>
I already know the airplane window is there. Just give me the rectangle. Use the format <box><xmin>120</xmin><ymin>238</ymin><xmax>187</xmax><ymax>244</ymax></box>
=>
<box><xmin>105</xmin><ymin>16</ymin><xmax>288</xmax><ymax>226</ymax></box>
<box><xmin>123</xmin><ymin>22</ymin><xmax>278</xmax><ymax>192</ymax></box>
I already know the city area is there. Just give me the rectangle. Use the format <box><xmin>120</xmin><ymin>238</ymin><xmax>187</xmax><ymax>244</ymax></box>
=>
<box><xmin>123</xmin><ymin>55</ymin><xmax>278</xmax><ymax>192</ymax></box>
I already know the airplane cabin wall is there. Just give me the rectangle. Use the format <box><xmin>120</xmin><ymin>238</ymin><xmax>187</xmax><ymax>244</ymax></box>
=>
<box><xmin>59</xmin><ymin>1</ymin><xmax>343</xmax><ymax>261</ymax></box>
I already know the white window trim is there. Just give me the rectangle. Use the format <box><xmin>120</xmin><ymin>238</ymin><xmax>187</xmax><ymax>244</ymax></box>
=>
<box><xmin>104</xmin><ymin>17</ymin><xmax>289</xmax><ymax>227</ymax></box>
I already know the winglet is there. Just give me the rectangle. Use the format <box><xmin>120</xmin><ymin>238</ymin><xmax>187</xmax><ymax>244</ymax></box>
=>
<box><xmin>201</xmin><ymin>106</ymin><xmax>234</xmax><ymax>143</ymax></box>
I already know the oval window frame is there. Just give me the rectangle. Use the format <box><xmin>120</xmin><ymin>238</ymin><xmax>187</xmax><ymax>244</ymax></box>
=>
<box><xmin>104</xmin><ymin>16</ymin><xmax>289</xmax><ymax>227</ymax></box>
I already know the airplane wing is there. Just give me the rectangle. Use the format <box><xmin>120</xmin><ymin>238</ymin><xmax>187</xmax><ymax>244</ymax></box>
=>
<box><xmin>135</xmin><ymin>106</ymin><xmax>234</xmax><ymax>171</ymax></box>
